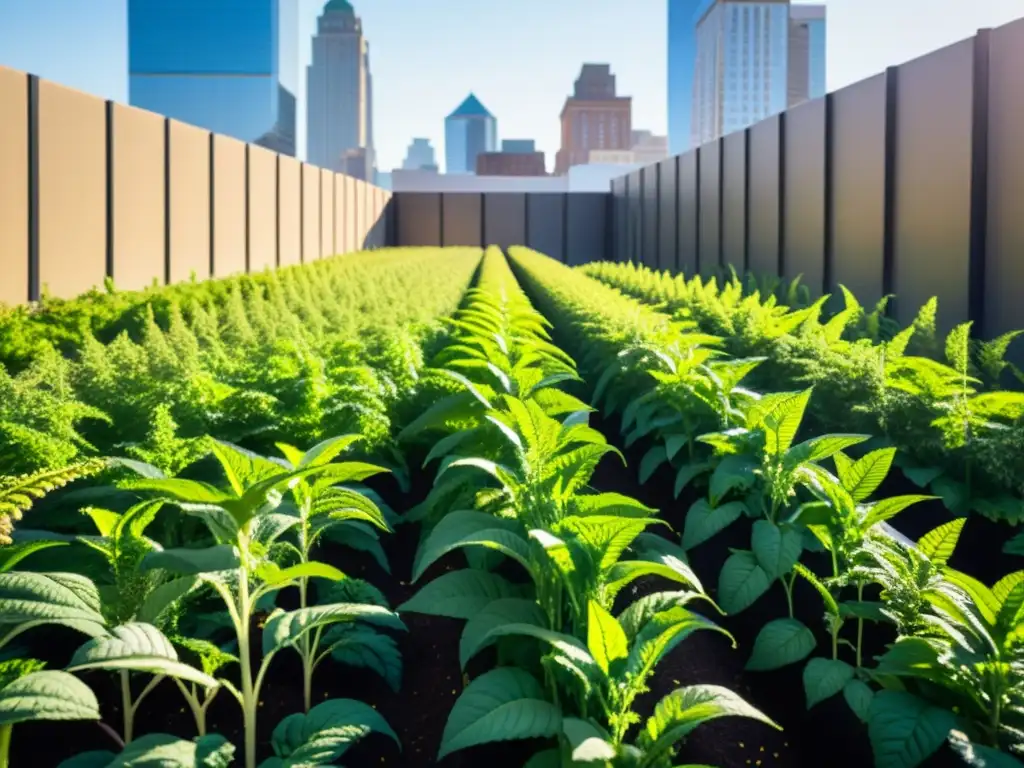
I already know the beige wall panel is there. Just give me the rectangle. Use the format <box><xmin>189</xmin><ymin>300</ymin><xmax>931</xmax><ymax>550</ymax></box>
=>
<box><xmin>111</xmin><ymin>103</ymin><xmax>165</xmax><ymax>291</ymax></box>
<box><xmin>38</xmin><ymin>80</ymin><xmax>107</xmax><ymax>298</ymax></box>
<box><xmin>301</xmin><ymin>163</ymin><xmax>320</xmax><ymax>263</ymax></box>
<box><xmin>278</xmin><ymin>156</ymin><xmax>301</xmax><ymax>266</ymax></box>
<box><xmin>167</xmin><ymin>120</ymin><xmax>210</xmax><ymax>283</ymax></box>
<box><xmin>320</xmin><ymin>168</ymin><xmax>334</xmax><ymax>258</ymax></box>
<box><xmin>247</xmin><ymin>144</ymin><xmax>277</xmax><ymax>272</ymax></box>
<box><xmin>343</xmin><ymin>175</ymin><xmax>357</xmax><ymax>253</ymax></box>
<box><xmin>211</xmin><ymin>134</ymin><xmax>246</xmax><ymax>277</ymax></box>
<box><xmin>333</xmin><ymin>173</ymin><xmax>347</xmax><ymax>255</ymax></box>
<box><xmin>0</xmin><ymin>67</ymin><xmax>29</xmax><ymax>305</ymax></box>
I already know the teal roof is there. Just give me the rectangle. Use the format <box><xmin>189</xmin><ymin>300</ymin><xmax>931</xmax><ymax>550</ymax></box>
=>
<box><xmin>448</xmin><ymin>93</ymin><xmax>493</xmax><ymax>119</ymax></box>
<box><xmin>324</xmin><ymin>0</ymin><xmax>354</xmax><ymax>12</ymax></box>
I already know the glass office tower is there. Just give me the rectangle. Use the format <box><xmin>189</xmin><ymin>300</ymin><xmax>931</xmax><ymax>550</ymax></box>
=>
<box><xmin>444</xmin><ymin>94</ymin><xmax>497</xmax><ymax>174</ymax></box>
<box><xmin>128</xmin><ymin>0</ymin><xmax>298</xmax><ymax>156</ymax></box>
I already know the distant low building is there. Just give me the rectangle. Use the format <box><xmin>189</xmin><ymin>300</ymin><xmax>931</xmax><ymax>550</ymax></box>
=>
<box><xmin>402</xmin><ymin>137</ymin><xmax>437</xmax><ymax>170</ymax></box>
<box><xmin>476</xmin><ymin>151</ymin><xmax>546</xmax><ymax>176</ymax></box>
<box><xmin>501</xmin><ymin>139</ymin><xmax>537</xmax><ymax>154</ymax></box>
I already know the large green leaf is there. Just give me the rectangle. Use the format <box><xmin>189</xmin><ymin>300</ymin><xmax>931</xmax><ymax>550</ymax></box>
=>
<box><xmin>142</xmin><ymin>546</ymin><xmax>239</xmax><ymax>575</ymax></box>
<box><xmin>948</xmin><ymin>731</ymin><xmax>1024</xmax><ymax>768</ymax></box>
<box><xmin>573</xmin><ymin>493</ymin><xmax>657</xmax><ymax>519</ymax></box>
<box><xmin>639</xmin><ymin>446</ymin><xmax>668</xmax><ymax>484</ymax></box>
<box><xmin>835</xmin><ymin>447</ymin><xmax>896</xmax><ymax>502</ymax></box>
<box><xmin>708</xmin><ymin>456</ymin><xmax>756</xmax><ymax>505</ymax></box>
<box><xmin>481</xmin><ymin>624</ymin><xmax>599</xmax><ymax>681</ymax></box>
<box><xmin>638</xmin><ymin>684</ymin><xmax>779</xmax><ymax>756</ymax></box>
<box><xmin>459</xmin><ymin>598</ymin><xmax>546</xmax><ymax>668</ymax></box>
<box><xmin>562</xmin><ymin>717</ymin><xmax>615</xmax><ymax>762</ymax></box>
<box><xmin>745</xmin><ymin>618</ymin><xmax>817</xmax><ymax>671</ymax></box>
<box><xmin>136</xmin><ymin>576</ymin><xmax>198</xmax><ymax>625</ymax></box>
<box><xmin>264</xmin><ymin>698</ymin><xmax>397</xmax><ymax>766</ymax></box>
<box><xmin>803</xmin><ymin>657</ymin><xmax>854</xmax><ymax>709</ymax></box>
<box><xmin>617</xmin><ymin>591</ymin><xmax>716</xmax><ymax>641</ymax></box>
<box><xmin>750</xmin><ymin>521</ymin><xmax>803</xmax><ymax>580</ymax></box>
<box><xmin>67</xmin><ymin>623</ymin><xmax>219</xmax><ymax>688</ymax></box>
<box><xmin>58</xmin><ymin>734</ymin><xmax>234</xmax><ymax>768</ymax></box>
<box><xmin>864</xmin><ymin>495</ymin><xmax>936</xmax><ymax>528</ymax></box>
<box><xmin>627</xmin><ymin>607</ymin><xmax>732</xmax><ymax>682</ymax></box>
<box><xmin>587</xmin><ymin>601</ymin><xmax>629</xmax><ymax>676</ymax></box>
<box><xmin>398</xmin><ymin>569</ymin><xmax>527</xmax><ymax>619</ymax></box>
<box><xmin>0</xmin><ymin>571</ymin><xmax>107</xmax><ymax>640</ymax></box>
<box><xmin>761</xmin><ymin>389</ymin><xmax>812</xmax><ymax>457</ymax></box>
<box><xmin>843</xmin><ymin>679</ymin><xmax>875</xmax><ymax>723</ymax></box>
<box><xmin>0</xmin><ymin>540</ymin><xmax>69</xmax><ymax>573</ymax></box>
<box><xmin>717</xmin><ymin>551</ymin><xmax>771</xmax><ymax>614</ymax></box>
<box><xmin>916</xmin><ymin>519</ymin><xmax>966</xmax><ymax>566</ymax></box>
<box><xmin>868</xmin><ymin>691</ymin><xmax>957</xmax><ymax>768</ymax></box>
<box><xmin>787</xmin><ymin>434</ymin><xmax>871</xmax><ymax>465</ymax></box>
<box><xmin>309</xmin><ymin>487</ymin><xmax>389</xmax><ymax>532</ymax></box>
<box><xmin>411</xmin><ymin>510</ymin><xmax>530</xmax><ymax>582</ymax></box>
<box><xmin>257</xmin><ymin>561</ymin><xmax>345</xmax><ymax>588</ymax></box>
<box><xmin>682</xmin><ymin>500</ymin><xmax>745</xmax><ymax>551</ymax></box>
<box><xmin>0</xmin><ymin>670</ymin><xmax>100</xmax><ymax>725</ymax></box>
<box><xmin>262</xmin><ymin>603</ymin><xmax>405</xmax><ymax>657</ymax></box>
<box><xmin>438</xmin><ymin>667</ymin><xmax>562</xmax><ymax>759</ymax></box>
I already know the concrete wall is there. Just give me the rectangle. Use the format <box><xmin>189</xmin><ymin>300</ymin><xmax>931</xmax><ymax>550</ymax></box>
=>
<box><xmin>0</xmin><ymin>68</ymin><xmax>390</xmax><ymax>305</ymax></box>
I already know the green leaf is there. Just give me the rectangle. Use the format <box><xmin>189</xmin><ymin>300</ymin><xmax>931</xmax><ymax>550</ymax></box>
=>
<box><xmin>948</xmin><ymin>730</ymin><xmax>1024</xmax><ymax>767</ymax></box>
<box><xmin>296</xmin><ymin>434</ymin><xmax>363</xmax><ymax>468</ymax></box>
<box><xmin>267</xmin><ymin>698</ymin><xmax>397</xmax><ymax>766</ymax></box>
<box><xmin>587</xmin><ymin>601</ymin><xmax>629</xmax><ymax>675</ymax></box>
<box><xmin>262</xmin><ymin>603</ymin><xmax>405</xmax><ymax>657</ymax></box>
<box><xmin>803</xmin><ymin>658</ymin><xmax>854</xmax><ymax>709</ymax></box>
<box><xmin>562</xmin><ymin>717</ymin><xmax>615</xmax><ymax>762</ymax></box>
<box><xmin>787</xmin><ymin>434</ymin><xmax>871</xmax><ymax>465</ymax></box>
<box><xmin>572</xmin><ymin>493</ymin><xmax>657</xmax><ymax>519</ymax></box>
<box><xmin>750</xmin><ymin>521</ymin><xmax>803</xmax><ymax>580</ymax></box>
<box><xmin>324</xmin><ymin>625</ymin><xmax>402</xmax><ymax>692</ymax></box>
<box><xmin>717</xmin><ymin>551</ymin><xmax>771</xmax><ymax>614</ymax></box>
<box><xmin>0</xmin><ymin>670</ymin><xmax>100</xmax><ymax>725</ymax></box>
<box><xmin>398</xmin><ymin>570</ymin><xmax>526</xmax><ymax>619</ymax></box>
<box><xmin>843</xmin><ymin>680</ymin><xmax>875</xmax><ymax>723</ymax></box>
<box><xmin>864</xmin><ymin>495</ymin><xmax>936</xmax><ymax>527</ymax></box>
<box><xmin>745</xmin><ymin>618</ymin><xmax>817</xmax><ymax>671</ymax></box>
<box><xmin>916</xmin><ymin>518</ymin><xmax>965</xmax><ymax>566</ymax></box>
<box><xmin>481</xmin><ymin>624</ymin><xmax>598</xmax><ymax>681</ymax></box>
<box><xmin>639</xmin><ymin>445</ymin><xmax>668</xmax><ymax>483</ymax></box>
<box><xmin>438</xmin><ymin>667</ymin><xmax>562</xmax><ymax>759</ymax></box>
<box><xmin>459</xmin><ymin>598</ymin><xmax>546</xmax><ymax>668</ymax></box>
<box><xmin>639</xmin><ymin>684</ymin><xmax>779</xmax><ymax>756</ymax></box>
<box><xmin>309</xmin><ymin>487</ymin><xmax>389</xmax><ymax>532</ymax></box>
<box><xmin>868</xmin><ymin>691</ymin><xmax>957</xmax><ymax>768</ymax></box>
<box><xmin>0</xmin><ymin>540</ymin><xmax>68</xmax><ymax>573</ymax></box>
<box><xmin>708</xmin><ymin>456</ymin><xmax>756</xmax><ymax>505</ymax></box>
<box><xmin>411</xmin><ymin>510</ymin><xmax>530</xmax><ymax>582</ymax></box>
<box><xmin>762</xmin><ymin>389</ymin><xmax>812</xmax><ymax>456</ymax></box>
<box><xmin>682</xmin><ymin>500</ymin><xmax>745</xmax><ymax>550</ymax></box>
<box><xmin>142</xmin><ymin>546</ymin><xmax>239</xmax><ymax>575</ymax></box>
<box><xmin>258</xmin><ymin>561</ymin><xmax>346</xmax><ymax>587</ymax></box>
<box><xmin>837</xmin><ymin>447</ymin><xmax>896</xmax><ymax>502</ymax></box>
<box><xmin>522</xmin><ymin>749</ymin><xmax>561</xmax><ymax>768</ymax></box>
<box><xmin>0</xmin><ymin>571</ymin><xmax>107</xmax><ymax>640</ymax></box>
<box><xmin>627</xmin><ymin>607</ymin><xmax>732</xmax><ymax>682</ymax></box>
<box><xmin>674</xmin><ymin>462</ymin><xmax>713</xmax><ymax>499</ymax></box>
<box><xmin>136</xmin><ymin>576</ymin><xmax>198</xmax><ymax>625</ymax></box>
<box><xmin>59</xmin><ymin>734</ymin><xmax>234</xmax><ymax>768</ymax></box>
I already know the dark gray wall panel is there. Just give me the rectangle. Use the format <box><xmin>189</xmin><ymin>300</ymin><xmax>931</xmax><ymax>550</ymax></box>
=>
<box><xmin>892</xmin><ymin>38</ymin><xmax>974</xmax><ymax>331</ymax></box>
<box><xmin>395</xmin><ymin>193</ymin><xmax>440</xmax><ymax>246</ymax></box>
<box><xmin>626</xmin><ymin>170</ymin><xmax>642</xmax><ymax>262</ymax></box>
<box><xmin>783</xmin><ymin>98</ymin><xmax>826</xmax><ymax>294</ymax></box>
<box><xmin>985</xmin><ymin>19</ymin><xmax>1024</xmax><ymax>338</ymax></box>
<box><xmin>484</xmin><ymin>193</ymin><xmax>527</xmax><ymax>249</ymax></box>
<box><xmin>611</xmin><ymin>176</ymin><xmax>628</xmax><ymax>262</ymax></box>
<box><xmin>527</xmin><ymin>193</ymin><xmax>564</xmax><ymax>261</ymax></box>
<box><xmin>698</xmin><ymin>140</ymin><xmax>721</xmax><ymax>276</ymax></box>
<box><xmin>566</xmin><ymin>193</ymin><xmax>607</xmax><ymax>266</ymax></box>
<box><xmin>830</xmin><ymin>73</ymin><xmax>886</xmax><ymax>306</ymax></box>
<box><xmin>721</xmin><ymin>130</ymin><xmax>747</xmax><ymax>274</ymax></box>
<box><xmin>747</xmin><ymin>116</ymin><xmax>781</xmax><ymax>277</ymax></box>
<box><xmin>657</xmin><ymin>157</ymin><xmax>678</xmax><ymax>273</ymax></box>
<box><xmin>442</xmin><ymin>193</ymin><xmax>482</xmax><ymax>247</ymax></box>
<box><xmin>641</xmin><ymin>165</ymin><xmax>660</xmax><ymax>267</ymax></box>
<box><xmin>676</xmin><ymin>150</ymin><xmax>699</xmax><ymax>274</ymax></box>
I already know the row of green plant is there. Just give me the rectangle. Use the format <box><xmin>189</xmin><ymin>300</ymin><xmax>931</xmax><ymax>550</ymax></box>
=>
<box><xmin>511</xmin><ymin>246</ymin><xmax>1024</xmax><ymax>768</ymax></box>
<box><xmin>0</xmin><ymin>248</ymin><xmax>491</xmax><ymax>767</ymax></box>
<box><xmin>393</xmin><ymin>247</ymin><xmax>779</xmax><ymax>766</ymax></box>
<box><xmin>580</xmin><ymin>261</ymin><xmax>1024</xmax><ymax>526</ymax></box>
<box><xmin>0</xmin><ymin>247</ymin><xmax>481</xmax><ymax>484</ymax></box>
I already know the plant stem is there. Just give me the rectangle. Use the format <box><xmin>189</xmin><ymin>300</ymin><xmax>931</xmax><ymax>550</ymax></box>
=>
<box><xmin>237</xmin><ymin>558</ymin><xmax>257</xmax><ymax>768</ymax></box>
<box><xmin>784</xmin><ymin>574</ymin><xmax>795</xmax><ymax>618</ymax></box>
<box><xmin>120</xmin><ymin>670</ymin><xmax>133</xmax><ymax>743</ymax></box>
<box><xmin>0</xmin><ymin>724</ymin><xmax>12</xmax><ymax>768</ymax></box>
<box><xmin>855</xmin><ymin>583</ymin><xmax>865</xmax><ymax>669</ymax></box>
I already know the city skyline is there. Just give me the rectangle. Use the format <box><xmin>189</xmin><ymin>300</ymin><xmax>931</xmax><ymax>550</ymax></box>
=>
<box><xmin>0</xmin><ymin>0</ymin><xmax>1020</xmax><ymax>173</ymax></box>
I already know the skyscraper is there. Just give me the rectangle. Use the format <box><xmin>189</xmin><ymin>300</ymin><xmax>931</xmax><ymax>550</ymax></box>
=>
<box><xmin>444</xmin><ymin>94</ymin><xmax>497</xmax><ymax>174</ymax></box>
<box><xmin>555</xmin><ymin>64</ymin><xmax>632</xmax><ymax>175</ymax></box>
<box><xmin>128</xmin><ymin>0</ymin><xmax>298</xmax><ymax>156</ymax></box>
<box><xmin>306</xmin><ymin>0</ymin><xmax>374</xmax><ymax>176</ymax></box>
<box><xmin>403</xmin><ymin>138</ymin><xmax>437</xmax><ymax>170</ymax></box>
<box><xmin>667</xmin><ymin>0</ymin><xmax>701</xmax><ymax>156</ymax></box>
<box><xmin>692</xmin><ymin>0</ymin><xmax>827</xmax><ymax>146</ymax></box>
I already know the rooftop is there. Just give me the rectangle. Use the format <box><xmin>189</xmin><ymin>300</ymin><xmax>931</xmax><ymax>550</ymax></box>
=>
<box><xmin>447</xmin><ymin>93</ymin><xmax>494</xmax><ymax>119</ymax></box>
<box><xmin>323</xmin><ymin>0</ymin><xmax>355</xmax><ymax>13</ymax></box>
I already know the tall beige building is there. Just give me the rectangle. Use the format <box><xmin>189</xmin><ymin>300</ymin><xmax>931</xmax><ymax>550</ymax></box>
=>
<box><xmin>306</xmin><ymin>0</ymin><xmax>374</xmax><ymax>176</ymax></box>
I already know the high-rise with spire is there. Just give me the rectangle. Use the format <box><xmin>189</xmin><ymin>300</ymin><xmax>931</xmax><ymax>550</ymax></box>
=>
<box><xmin>306</xmin><ymin>0</ymin><xmax>374</xmax><ymax>177</ymax></box>
<box><xmin>444</xmin><ymin>94</ymin><xmax>497</xmax><ymax>174</ymax></box>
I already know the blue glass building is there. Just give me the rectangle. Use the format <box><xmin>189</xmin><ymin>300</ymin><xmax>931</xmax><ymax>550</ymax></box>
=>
<box><xmin>667</xmin><ymin>0</ymin><xmax>701</xmax><ymax>156</ymax></box>
<box><xmin>444</xmin><ymin>94</ymin><xmax>497</xmax><ymax>174</ymax></box>
<box><xmin>128</xmin><ymin>0</ymin><xmax>298</xmax><ymax>156</ymax></box>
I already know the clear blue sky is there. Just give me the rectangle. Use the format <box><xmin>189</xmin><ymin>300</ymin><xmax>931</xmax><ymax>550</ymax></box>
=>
<box><xmin>0</xmin><ymin>0</ymin><xmax>1020</xmax><ymax>172</ymax></box>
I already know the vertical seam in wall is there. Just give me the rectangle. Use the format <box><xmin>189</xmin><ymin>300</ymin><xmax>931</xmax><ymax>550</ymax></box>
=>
<box><xmin>823</xmin><ymin>93</ymin><xmax>835</xmax><ymax>296</ymax></box>
<box><xmin>742</xmin><ymin>129</ymin><xmax>751</xmax><ymax>274</ymax></box>
<box><xmin>244</xmin><ymin>144</ymin><xmax>251</xmax><ymax>273</ymax></box>
<box><xmin>639</xmin><ymin>168</ymin><xmax>646</xmax><ymax>264</ymax></box>
<box><xmin>275</xmin><ymin>156</ymin><xmax>281</xmax><ymax>266</ymax></box>
<box><xmin>716</xmin><ymin>138</ymin><xmax>724</xmax><ymax>270</ymax></box>
<box><xmin>561</xmin><ymin>192</ymin><xmax>569</xmax><ymax>263</ymax></box>
<box><xmin>480</xmin><ymin>193</ymin><xmax>486</xmax><ymax>248</ymax></box>
<box><xmin>524</xmin><ymin>192</ymin><xmax>531</xmax><ymax>248</ymax></box>
<box><xmin>27</xmin><ymin>75</ymin><xmax>39</xmax><ymax>302</ymax></box>
<box><xmin>655</xmin><ymin>163</ymin><xmax>662</xmax><ymax>269</ymax></box>
<box><xmin>604</xmin><ymin>190</ymin><xmax>613</xmax><ymax>262</ymax></box>
<box><xmin>105</xmin><ymin>101</ymin><xmax>114</xmax><ymax>283</ymax></box>
<box><xmin>882</xmin><ymin>65</ymin><xmax>899</xmax><ymax>312</ymax></box>
<box><xmin>438</xmin><ymin>193</ymin><xmax>445</xmax><ymax>246</ymax></box>
<box><xmin>673</xmin><ymin>156</ymin><xmax>681</xmax><ymax>274</ymax></box>
<box><xmin>968</xmin><ymin>29</ymin><xmax>991</xmax><ymax>335</ymax></box>
<box><xmin>622</xmin><ymin>174</ymin><xmax>629</xmax><ymax>262</ymax></box>
<box><xmin>206</xmin><ymin>132</ymin><xmax>214</xmax><ymax>279</ymax></box>
<box><xmin>694</xmin><ymin>149</ymin><xmax>702</xmax><ymax>275</ymax></box>
<box><xmin>777</xmin><ymin>114</ymin><xmax>787</xmax><ymax>279</ymax></box>
<box><xmin>161</xmin><ymin>122</ymin><xmax>170</xmax><ymax>283</ymax></box>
